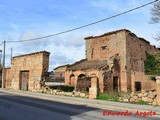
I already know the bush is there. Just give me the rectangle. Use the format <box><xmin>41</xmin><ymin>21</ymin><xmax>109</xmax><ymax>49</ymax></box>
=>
<box><xmin>144</xmin><ymin>52</ymin><xmax>160</xmax><ymax>76</ymax></box>
<box><xmin>49</xmin><ymin>85</ymin><xmax>74</xmax><ymax>92</ymax></box>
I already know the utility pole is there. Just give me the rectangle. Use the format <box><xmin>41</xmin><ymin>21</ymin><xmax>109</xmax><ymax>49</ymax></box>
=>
<box><xmin>2</xmin><ymin>40</ymin><xmax>5</xmax><ymax>88</ymax></box>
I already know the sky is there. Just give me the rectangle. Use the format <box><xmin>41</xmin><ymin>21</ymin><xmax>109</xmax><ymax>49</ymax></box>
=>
<box><xmin>0</xmin><ymin>0</ymin><xmax>159</xmax><ymax>71</ymax></box>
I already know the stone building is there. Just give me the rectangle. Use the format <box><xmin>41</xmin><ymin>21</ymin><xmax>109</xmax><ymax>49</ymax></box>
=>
<box><xmin>4</xmin><ymin>51</ymin><xmax>50</xmax><ymax>91</ymax></box>
<box><xmin>65</xmin><ymin>29</ymin><xmax>159</xmax><ymax>93</ymax></box>
<box><xmin>54</xmin><ymin>65</ymin><xmax>68</xmax><ymax>80</ymax></box>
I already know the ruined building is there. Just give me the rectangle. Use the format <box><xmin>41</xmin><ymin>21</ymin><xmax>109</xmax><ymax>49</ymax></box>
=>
<box><xmin>65</xmin><ymin>29</ymin><xmax>159</xmax><ymax>93</ymax></box>
<box><xmin>5</xmin><ymin>51</ymin><xmax>50</xmax><ymax>91</ymax></box>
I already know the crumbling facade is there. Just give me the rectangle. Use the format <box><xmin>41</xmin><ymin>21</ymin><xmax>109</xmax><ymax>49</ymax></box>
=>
<box><xmin>4</xmin><ymin>51</ymin><xmax>50</xmax><ymax>91</ymax></box>
<box><xmin>65</xmin><ymin>29</ymin><xmax>159</xmax><ymax>93</ymax></box>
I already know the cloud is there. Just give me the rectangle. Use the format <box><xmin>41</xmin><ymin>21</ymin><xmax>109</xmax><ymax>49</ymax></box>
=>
<box><xmin>17</xmin><ymin>32</ymin><xmax>49</xmax><ymax>52</ymax></box>
<box><xmin>89</xmin><ymin>0</ymin><xmax>151</xmax><ymax>15</ymax></box>
<box><xmin>12</xmin><ymin>24</ymin><xmax>19</xmax><ymax>31</ymax></box>
<box><xmin>1</xmin><ymin>0</ymin><xmax>159</xmax><ymax>72</ymax></box>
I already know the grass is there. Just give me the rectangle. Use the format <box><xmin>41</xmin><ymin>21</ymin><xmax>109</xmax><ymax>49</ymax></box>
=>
<box><xmin>136</xmin><ymin>100</ymin><xmax>149</xmax><ymax>105</ymax></box>
<box><xmin>97</xmin><ymin>92</ymin><xmax>119</xmax><ymax>102</ymax></box>
<box><xmin>97</xmin><ymin>92</ymin><xmax>151</xmax><ymax>105</ymax></box>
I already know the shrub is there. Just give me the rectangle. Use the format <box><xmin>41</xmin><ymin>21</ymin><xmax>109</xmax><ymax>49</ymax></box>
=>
<box><xmin>144</xmin><ymin>52</ymin><xmax>160</xmax><ymax>76</ymax></box>
<box><xmin>49</xmin><ymin>85</ymin><xmax>74</xmax><ymax>92</ymax></box>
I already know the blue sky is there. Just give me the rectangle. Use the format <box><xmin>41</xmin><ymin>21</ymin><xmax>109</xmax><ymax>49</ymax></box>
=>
<box><xmin>0</xmin><ymin>0</ymin><xmax>159</xmax><ymax>71</ymax></box>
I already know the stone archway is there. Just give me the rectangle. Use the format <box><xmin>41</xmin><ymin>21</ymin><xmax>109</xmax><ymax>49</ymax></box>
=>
<box><xmin>76</xmin><ymin>74</ymin><xmax>91</xmax><ymax>92</ymax></box>
<box><xmin>69</xmin><ymin>74</ymin><xmax>75</xmax><ymax>86</ymax></box>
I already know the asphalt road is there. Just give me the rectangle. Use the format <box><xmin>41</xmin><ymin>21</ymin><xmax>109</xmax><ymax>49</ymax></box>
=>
<box><xmin>0</xmin><ymin>91</ymin><xmax>159</xmax><ymax>120</ymax></box>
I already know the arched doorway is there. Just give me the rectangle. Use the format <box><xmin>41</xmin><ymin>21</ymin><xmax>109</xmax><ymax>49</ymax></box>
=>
<box><xmin>76</xmin><ymin>74</ymin><xmax>91</xmax><ymax>93</ymax></box>
<box><xmin>69</xmin><ymin>74</ymin><xmax>75</xmax><ymax>86</ymax></box>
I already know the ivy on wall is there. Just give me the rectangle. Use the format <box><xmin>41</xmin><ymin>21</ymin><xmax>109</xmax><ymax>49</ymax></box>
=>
<box><xmin>144</xmin><ymin>52</ymin><xmax>160</xmax><ymax>75</ymax></box>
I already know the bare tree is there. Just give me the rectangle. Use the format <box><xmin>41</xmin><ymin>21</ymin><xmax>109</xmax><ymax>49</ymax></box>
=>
<box><xmin>151</xmin><ymin>1</ymin><xmax>160</xmax><ymax>40</ymax></box>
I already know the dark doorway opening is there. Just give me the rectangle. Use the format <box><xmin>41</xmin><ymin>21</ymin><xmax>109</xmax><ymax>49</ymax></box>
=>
<box><xmin>113</xmin><ymin>76</ymin><xmax>118</xmax><ymax>92</ymax></box>
<box><xmin>76</xmin><ymin>74</ymin><xmax>91</xmax><ymax>93</ymax></box>
<box><xmin>20</xmin><ymin>71</ymin><xmax>29</xmax><ymax>91</ymax></box>
<box><xmin>135</xmin><ymin>82</ymin><xmax>141</xmax><ymax>92</ymax></box>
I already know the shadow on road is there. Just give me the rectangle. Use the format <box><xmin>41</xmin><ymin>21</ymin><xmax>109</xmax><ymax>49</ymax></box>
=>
<box><xmin>0</xmin><ymin>92</ymin><xmax>102</xmax><ymax>120</ymax></box>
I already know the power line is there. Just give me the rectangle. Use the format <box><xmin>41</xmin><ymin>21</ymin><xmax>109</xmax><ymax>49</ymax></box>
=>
<box><xmin>6</xmin><ymin>0</ymin><xmax>159</xmax><ymax>43</ymax></box>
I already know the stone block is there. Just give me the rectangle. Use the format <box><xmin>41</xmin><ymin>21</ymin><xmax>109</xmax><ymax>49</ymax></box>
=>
<box><xmin>146</xmin><ymin>97</ymin><xmax>153</xmax><ymax>103</ymax></box>
<box><xmin>66</xmin><ymin>92</ymin><xmax>73</xmax><ymax>96</ymax></box>
<box><xmin>142</xmin><ymin>97</ymin><xmax>147</xmax><ymax>102</ymax></box>
<box><xmin>148</xmin><ymin>93</ymin><xmax>156</xmax><ymax>99</ymax></box>
<box><xmin>130</xmin><ymin>98</ymin><xmax>136</xmax><ymax>102</ymax></box>
<box><xmin>89</xmin><ymin>87</ymin><xmax>98</xmax><ymax>99</ymax></box>
<box><xmin>143</xmin><ymin>93</ymin><xmax>148</xmax><ymax>97</ymax></box>
<box><xmin>74</xmin><ymin>92</ymin><xmax>80</xmax><ymax>96</ymax></box>
<box><xmin>80</xmin><ymin>93</ymin><xmax>86</xmax><ymax>98</ymax></box>
<box><xmin>137</xmin><ymin>93</ymin><xmax>143</xmax><ymax>98</ymax></box>
<box><xmin>132</xmin><ymin>95</ymin><xmax>138</xmax><ymax>100</ymax></box>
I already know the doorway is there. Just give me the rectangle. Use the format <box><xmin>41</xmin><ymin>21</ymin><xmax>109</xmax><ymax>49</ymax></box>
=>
<box><xmin>113</xmin><ymin>76</ymin><xmax>118</xmax><ymax>92</ymax></box>
<box><xmin>135</xmin><ymin>82</ymin><xmax>141</xmax><ymax>92</ymax></box>
<box><xmin>20</xmin><ymin>71</ymin><xmax>29</xmax><ymax>91</ymax></box>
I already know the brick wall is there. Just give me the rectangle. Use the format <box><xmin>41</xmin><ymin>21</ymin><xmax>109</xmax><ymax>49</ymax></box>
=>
<box><xmin>85</xmin><ymin>30</ymin><xmax>128</xmax><ymax>91</ymax></box>
<box><xmin>85</xmin><ymin>29</ymin><xmax>159</xmax><ymax>92</ymax></box>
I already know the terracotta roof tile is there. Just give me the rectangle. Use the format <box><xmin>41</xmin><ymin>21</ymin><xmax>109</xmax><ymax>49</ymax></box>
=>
<box><xmin>67</xmin><ymin>59</ymin><xmax>108</xmax><ymax>71</ymax></box>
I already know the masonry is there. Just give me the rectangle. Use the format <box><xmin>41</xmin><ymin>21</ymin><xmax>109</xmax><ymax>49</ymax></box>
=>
<box><xmin>65</xmin><ymin>29</ymin><xmax>159</xmax><ymax>93</ymax></box>
<box><xmin>4</xmin><ymin>51</ymin><xmax>50</xmax><ymax>91</ymax></box>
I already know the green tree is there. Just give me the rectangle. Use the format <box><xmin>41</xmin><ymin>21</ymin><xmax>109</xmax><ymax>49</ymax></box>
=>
<box><xmin>144</xmin><ymin>52</ymin><xmax>160</xmax><ymax>75</ymax></box>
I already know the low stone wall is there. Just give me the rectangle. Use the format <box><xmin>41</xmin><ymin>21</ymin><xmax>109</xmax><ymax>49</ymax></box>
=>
<box><xmin>32</xmin><ymin>86</ymin><xmax>88</xmax><ymax>98</ymax></box>
<box><xmin>122</xmin><ymin>90</ymin><xmax>157</xmax><ymax>105</ymax></box>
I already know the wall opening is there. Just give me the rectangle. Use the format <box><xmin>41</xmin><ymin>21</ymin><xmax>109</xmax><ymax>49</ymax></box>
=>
<box><xmin>19</xmin><ymin>70</ymin><xmax>29</xmax><ymax>91</ymax></box>
<box><xmin>135</xmin><ymin>82</ymin><xmax>141</xmax><ymax>91</ymax></box>
<box><xmin>113</xmin><ymin>76</ymin><xmax>118</xmax><ymax>92</ymax></box>
<box><xmin>76</xmin><ymin>74</ymin><xmax>91</xmax><ymax>93</ymax></box>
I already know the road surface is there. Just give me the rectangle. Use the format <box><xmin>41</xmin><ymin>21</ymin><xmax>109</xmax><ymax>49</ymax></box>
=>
<box><xmin>0</xmin><ymin>91</ymin><xmax>159</xmax><ymax>120</ymax></box>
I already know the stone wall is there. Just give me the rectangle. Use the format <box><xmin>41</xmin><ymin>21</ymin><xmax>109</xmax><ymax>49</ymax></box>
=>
<box><xmin>5</xmin><ymin>51</ymin><xmax>50</xmax><ymax>91</ymax></box>
<box><xmin>122</xmin><ymin>90</ymin><xmax>157</xmax><ymax>105</ymax></box>
<box><xmin>126</xmin><ymin>32</ymin><xmax>158</xmax><ymax>92</ymax></box>
<box><xmin>85</xmin><ymin>30</ymin><xmax>128</xmax><ymax>91</ymax></box>
<box><xmin>54</xmin><ymin>65</ymin><xmax>67</xmax><ymax>79</ymax></box>
<box><xmin>131</xmin><ymin>72</ymin><xmax>156</xmax><ymax>92</ymax></box>
<box><xmin>85</xmin><ymin>29</ymin><xmax>159</xmax><ymax>92</ymax></box>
